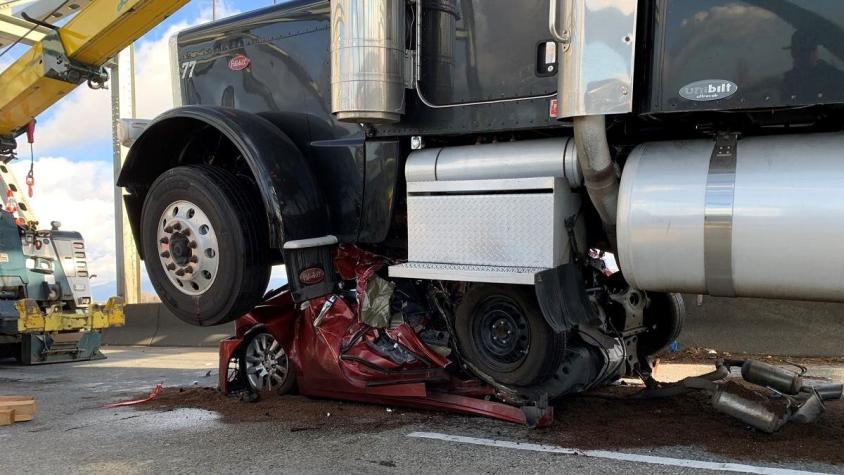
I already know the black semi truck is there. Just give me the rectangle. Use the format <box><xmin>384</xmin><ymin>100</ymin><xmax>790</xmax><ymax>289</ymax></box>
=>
<box><xmin>119</xmin><ymin>0</ymin><xmax>844</xmax><ymax>398</ymax></box>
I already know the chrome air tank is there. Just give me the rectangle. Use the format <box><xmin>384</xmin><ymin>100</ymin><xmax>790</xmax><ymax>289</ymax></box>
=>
<box><xmin>330</xmin><ymin>0</ymin><xmax>406</xmax><ymax>123</ymax></box>
<box><xmin>405</xmin><ymin>138</ymin><xmax>583</xmax><ymax>188</ymax></box>
<box><xmin>617</xmin><ymin>132</ymin><xmax>844</xmax><ymax>302</ymax></box>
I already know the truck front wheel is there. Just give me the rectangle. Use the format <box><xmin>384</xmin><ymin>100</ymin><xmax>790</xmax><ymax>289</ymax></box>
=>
<box><xmin>140</xmin><ymin>165</ymin><xmax>271</xmax><ymax>326</ymax></box>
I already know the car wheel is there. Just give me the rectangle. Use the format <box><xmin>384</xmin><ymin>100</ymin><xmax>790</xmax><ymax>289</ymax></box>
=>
<box><xmin>455</xmin><ymin>284</ymin><xmax>565</xmax><ymax>387</ymax></box>
<box><xmin>239</xmin><ymin>332</ymin><xmax>296</xmax><ymax>395</ymax></box>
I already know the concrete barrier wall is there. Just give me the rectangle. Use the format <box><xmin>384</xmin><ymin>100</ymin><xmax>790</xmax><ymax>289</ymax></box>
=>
<box><xmin>679</xmin><ymin>295</ymin><xmax>844</xmax><ymax>356</ymax></box>
<box><xmin>105</xmin><ymin>297</ymin><xmax>844</xmax><ymax>356</ymax></box>
<box><xmin>102</xmin><ymin>303</ymin><xmax>233</xmax><ymax>348</ymax></box>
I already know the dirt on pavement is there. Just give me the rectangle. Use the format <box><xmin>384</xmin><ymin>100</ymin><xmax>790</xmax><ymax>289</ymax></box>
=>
<box><xmin>534</xmin><ymin>382</ymin><xmax>844</xmax><ymax>466</ymax></box>
<box><xmin>143</xmin><ymin>386</ymin><xmax>443</xmax><ymax>433</ymax></box>
<box><xmin>139</xmin><ymin>380</ymin><xmax>844</xmax><ymax>466</ymax></box>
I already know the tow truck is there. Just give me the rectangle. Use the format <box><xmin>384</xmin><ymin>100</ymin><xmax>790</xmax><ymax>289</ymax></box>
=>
<box><xmin>0</xmin><ymin>124</ymin><xmax>125</xmax><ymax>364</ymax></box>
<box><xmin>1</xmin><ymin>0</ymin><xmax>841</xmax><ymax>429</ymax></box>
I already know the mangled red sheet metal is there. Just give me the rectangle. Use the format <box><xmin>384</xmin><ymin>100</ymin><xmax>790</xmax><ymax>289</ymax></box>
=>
<box><xmin>218</xmin><ymin>246</ymin><xmax>553</xmax><ymax>428</ymax></box>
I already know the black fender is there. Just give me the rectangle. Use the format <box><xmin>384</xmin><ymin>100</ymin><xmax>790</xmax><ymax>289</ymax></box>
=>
<box><xmin>117</xmin><ymin>105</ymin><xmax>329</xmax><ymax>256</ymax></box>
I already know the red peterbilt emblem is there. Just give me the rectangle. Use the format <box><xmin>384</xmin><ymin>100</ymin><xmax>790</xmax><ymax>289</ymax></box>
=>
<box><xmin>228</xmin><ymin>54</ymin><xmax>251</xmax><ymax>71</ymax></box>
<box><xmin>299</xmin><ymin>267</ymin><xmax>325</xmax><ymax>285</ymax></box>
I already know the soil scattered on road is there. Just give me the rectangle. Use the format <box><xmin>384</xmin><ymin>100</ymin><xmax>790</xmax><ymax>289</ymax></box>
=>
<box><xmin>142</xmin><ymin>380</ymin><xmax>844</xmax><ymax>465</ymax></box>
<box><xmin>533</xmin><ymin>382</ymin><xmax>844</xmax><ymax>465</ymax></box>
<box><xmin>143</xmin><ymin>386</ymin><xmax>442</xmax><ymax>433</ymax></box>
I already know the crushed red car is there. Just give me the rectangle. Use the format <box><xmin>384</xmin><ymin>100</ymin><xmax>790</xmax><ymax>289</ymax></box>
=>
<box><xmin>219</xmin><ymin>246</ymin><xmax>558</xmax><ymax>427</ymax></box>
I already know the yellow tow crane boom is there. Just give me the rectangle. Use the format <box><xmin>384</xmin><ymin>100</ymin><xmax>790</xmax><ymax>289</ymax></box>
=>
<box><xmin>0</xmin><ymin>0</ymin><xmax>189</xmax><ymax>155</ymax></box>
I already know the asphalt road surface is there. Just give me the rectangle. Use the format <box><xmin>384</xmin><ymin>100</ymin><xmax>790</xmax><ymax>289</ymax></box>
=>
<box><xmin>0</xmin><ymin>347</ymin><xmax>841</xmax><ymax>475</ymax></box>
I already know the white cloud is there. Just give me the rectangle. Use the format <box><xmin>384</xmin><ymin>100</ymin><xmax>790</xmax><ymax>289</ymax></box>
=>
<box><xmin>16</xmin><ymin>87</ymin><xmax>112</xmax><ymax>154</ymax></box>
<box><xmin>134</xmin><ymin>22</ymin><xmax>188</xmax><ymax>119</ymax></box>
<box><xmin>9</xmin><ymin>157</ymin><xmax>117</xmax><ymax>294</ymax></box>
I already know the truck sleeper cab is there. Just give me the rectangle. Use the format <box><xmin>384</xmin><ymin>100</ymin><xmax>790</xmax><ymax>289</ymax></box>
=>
<box><xmin>119</xmin><ymin>0</ymin><xmax>844</xmax><ymax>399</ymax></box>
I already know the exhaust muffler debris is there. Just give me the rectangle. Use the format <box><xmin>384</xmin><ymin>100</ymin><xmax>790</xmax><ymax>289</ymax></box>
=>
<box><xmin>641</xmin><ymin>359</ymin><xmax>842</xmax><ymax>433</ymax></box>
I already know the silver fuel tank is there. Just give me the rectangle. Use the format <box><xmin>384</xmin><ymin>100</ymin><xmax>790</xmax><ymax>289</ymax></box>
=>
<box><xmin>617</xmin><ymin>132</ymin><xmax>844</xmax><ymax>302</ymax></box>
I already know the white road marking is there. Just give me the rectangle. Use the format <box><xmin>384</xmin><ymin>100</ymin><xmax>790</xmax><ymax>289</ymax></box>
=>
<box><xmin>407</xmin><ymin>432</ymin><xmax>831</xmax><ymax>475</ymax></box>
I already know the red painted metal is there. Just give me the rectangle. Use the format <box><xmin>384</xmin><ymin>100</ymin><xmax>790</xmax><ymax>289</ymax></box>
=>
<box><xmin>218</xmin><ymin>338</ymin><xmax>240</xmax><ymax>393</ymax></box>
<box><xmin>218</xmin><ymin>246</ymin><xmax>553</xmax><ymax>428</ymax></box>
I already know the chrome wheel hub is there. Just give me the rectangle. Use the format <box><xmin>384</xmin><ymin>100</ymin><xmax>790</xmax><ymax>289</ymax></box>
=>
<box><xmin>244</xmin><ymin>333</ymin><xmax>289</xmax><ymax>392</ymax></box>
<box><xmin>157</xmin><ymin>200</ymin><xmax>219</xmax><ymax>296</ymax></box>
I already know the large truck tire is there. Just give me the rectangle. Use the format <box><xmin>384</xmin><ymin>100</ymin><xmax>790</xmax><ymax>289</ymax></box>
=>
<box><xmin>140</xmin><ymin>165</ymin><xmax>271</xmax><ymax>326</ymax></box>
<box><xmin>455</xmin><ymin>284</ymin><xmax>565</xmax><ymax>387</ymax></box>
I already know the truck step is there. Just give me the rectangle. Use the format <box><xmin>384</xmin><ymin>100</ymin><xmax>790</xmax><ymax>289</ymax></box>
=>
<box><xmin>389</xmin><ymin>262</ymin><xmax>546</xmax><ymax>285</ymax></box>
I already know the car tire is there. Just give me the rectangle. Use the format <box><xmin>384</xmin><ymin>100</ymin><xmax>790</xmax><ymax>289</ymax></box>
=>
<box><xmin>455</xmin><ymin>284</ymin><xmax>565</xmax><ymax>387</ymax></box>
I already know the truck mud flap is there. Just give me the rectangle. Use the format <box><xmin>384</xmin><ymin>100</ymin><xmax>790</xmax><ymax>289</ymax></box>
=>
<box><xmin>534</xmin><ymin>264</ymin><xmax>597</xmax><ymax>333</ymax></box>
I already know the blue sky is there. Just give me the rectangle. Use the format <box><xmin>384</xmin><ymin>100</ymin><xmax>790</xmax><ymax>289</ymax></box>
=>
<box><xmin>4</xmin><ymin>1</ymin><xmax>288</xmax><ymax>301</ymax></box>
<box><xmin>35</xmin><ymin>0</ymin><xmax>279</xmax><ymax>165</ymax></box>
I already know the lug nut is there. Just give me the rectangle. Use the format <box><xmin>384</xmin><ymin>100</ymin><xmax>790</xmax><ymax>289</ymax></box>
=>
<box><xmin>164</xmin><ymin>226</ymin><xmax>174</xmax><ymax>233</ymax></box>
<box><xmin>166</xmin><ymin>263</ymin><xmax>176</xmax><ymax>271</ymax></box>
<box><xmin>173</xmin><ymin>223</ymin><xmax>182</xmax><ymax>231</ymax></box>
<box><xmin>184</xmin><ymin>266</ymin><xmax>194</xmax><ymax>274</ymax></box>
<box><xmin>159</xmin><ymin>237</ymin><xmax>169</xmax><ymax>244</ymax></box>
<box><xmin>182</xmin><ymin>228</ymin><xmax>191</xmax><ymax>236</ymax></box>
<box><xmin>189</xmin><ymin>241</ymin><xmax>198</xmax><ymax>249</ymax></box>
<box><xmin>160</xmin><ymin>251</ymin><xmax>170</xmax><ymax>258</ymax></box>
<box><xmin>189</xmin><ymin>256</ymin><xmax>199</xmax><ymax>264</ymax></box>
<box><xmin>175</xmin><ymin>269</ymin><xmax>186</xmax><ymax>277</ymax></box>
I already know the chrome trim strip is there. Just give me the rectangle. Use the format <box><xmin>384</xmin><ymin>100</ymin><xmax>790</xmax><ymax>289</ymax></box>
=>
<box><xmin>407</xmin><ymin>177</ymin><xmax>559</xmax><ymax>194</ymax></box>
<box><xmin>169</xmin><ymin>35</ymin><xmax>183</xmax><ymax>107</ymax></box>
<box><xmin>548</xmin><ymin>0</ymin><xmax>571</xmax><ymax>44</ymax></box>
<box><xmin>283</xmin><ymin>235</ymin><xmax>339</xmax><ymax>250</ymax></box>
<box><xmin>704</xmin><ymin>134</ymin><xmax>738</xmax><ymax>297</ymax></box>
<box><xmin>389</xmin><ymin>263</ymin><xmax>545</xmax><ymax>285</ymax></box>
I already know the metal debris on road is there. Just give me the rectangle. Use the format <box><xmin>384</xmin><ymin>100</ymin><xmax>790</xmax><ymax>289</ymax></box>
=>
<box><xmin>641</xmin><ymin>359</ymin><xmax>843</xmax><ymax>433</ymax></box>
<box><xmin>100</xmin><ymin>384</ymin><xmax>163</xmax><ymax>408</ymax></box>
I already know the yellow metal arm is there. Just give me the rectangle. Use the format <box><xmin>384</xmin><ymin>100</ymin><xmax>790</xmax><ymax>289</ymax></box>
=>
<box><xmin>16</xmin><ymin>297</ymin><xmax>125</xmax><ymax>333</ymax></box>
<box><xmin>0</xmin><ymin>0</ymin><xmax>189</xmax><ymax>137</ymax></box>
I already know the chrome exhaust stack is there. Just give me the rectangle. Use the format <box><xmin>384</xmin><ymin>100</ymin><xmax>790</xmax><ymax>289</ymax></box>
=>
<box><xmin>549</xmin><ymin>0</ymin><xmax>638</xmax><ymax>249</ymax></box>
<box><xmin>573</xmin><ymin>116</ymin><xmax>619</xmax><ymax>249</ymax></box>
